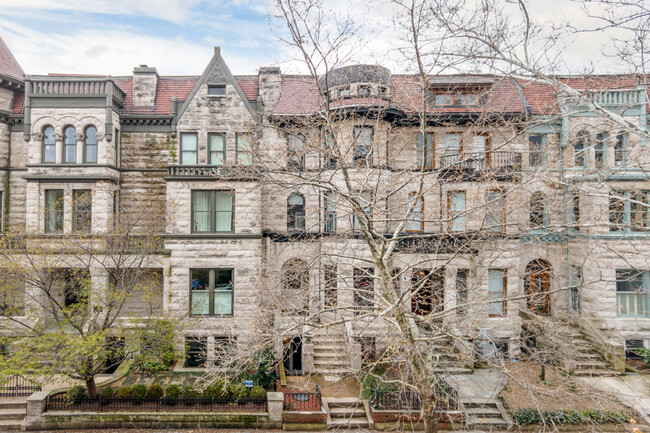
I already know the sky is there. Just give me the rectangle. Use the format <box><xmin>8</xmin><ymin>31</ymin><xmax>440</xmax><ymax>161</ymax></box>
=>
<box><xmin>0</xmin><ymin>0</ymin><xmax>641</xmax><ymax>77</ymax></box>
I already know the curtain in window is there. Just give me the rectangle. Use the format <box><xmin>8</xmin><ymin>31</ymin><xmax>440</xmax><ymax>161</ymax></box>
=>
<box><xmin>215</xmin><ymin>192</ymin><xmax>233</xmax><ymax>232</ymax></box>
<box><xmin>209</xmin><ymin>134</ymin><xmax>225</xmax><ymax>165</ymax></box>
<box><xmin>616</xmin><ymin>269</ymin><xmax>648</xmax><ymax>317</ymax></box>
<box><xmin>488</xmin><ymin>269</ymin><xmax>505</xmax><ymax>316</ymax></box>
<box><xmin>190</xmin><ymin>270</ymin><xmax>210</xmax><ymax>315</ymax></box>
<box><xmin>450</xmin><ymin>191</ymin><xmax>466</xmax><ymax>232</ymax></box>
<box><xmin>181</xmin><ymin>133</ymin><xmax>198</xmax><ymax>165</ymax></box>
<box><xmin>192</xmin><ymin>191</ymin><xmax>211</xmax><ymax>232</ymax></box>
<box><xmin>214</xmin><ymin>270</ymin><xmax>233</xmax><ymax>315</ymax></box>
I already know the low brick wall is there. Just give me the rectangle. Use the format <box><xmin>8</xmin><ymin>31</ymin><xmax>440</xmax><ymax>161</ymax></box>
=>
<box><xmin>282</xmin><ymin>410</ymin><xmax>327</xmax><ymax>431</ymax></box>
<box><xmin>27</xmin><ymin>411</ymin><xmax>278</xmax><ymax>431</ymax></box>
<box><xmin>371</xmin><ymin>409</ymin><xmax>465</xmax><ymax>431</ymax></box>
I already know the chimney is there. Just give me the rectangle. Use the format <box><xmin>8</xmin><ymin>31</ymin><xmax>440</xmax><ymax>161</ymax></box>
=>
<box><xmin>133</xmin><ymin>64</ymin><xmax>158</xmax><ymax>107</ymax></box>
<box><xmin>258</xmin><ymin>67</ymin><xmax>281</xmax><ymax>112</ymax></box>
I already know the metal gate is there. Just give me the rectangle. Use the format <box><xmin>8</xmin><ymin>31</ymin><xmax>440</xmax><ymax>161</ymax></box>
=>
<box><xmin>0</xmin><ymin>375</ymin><xmax>42</xmax><ymax>397</ymax></box>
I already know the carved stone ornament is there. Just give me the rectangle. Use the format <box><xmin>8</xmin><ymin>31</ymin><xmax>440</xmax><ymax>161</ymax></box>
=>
<box><xmin>53</xmin><ymin>133</ymin><xmax>63</xmax><ymax>141</ymax></box>
<box><xmin>206</xmin><ymin>66</ymin><xmax>227</xmax><ymax>85</ymax></box>
<box><xmin>75</xmin><ymin>132</ymin><xmax>84</xmax><ymax>140</ymax></box>
<box><xmin>96</xmin><ymin>133</ymin><xmax>105</xmax><ymax>141</ymax></box>
<box><xmin>32</xmin><ymin>132</ymin><xmax>43</xmax><ymax>140</ymax></box>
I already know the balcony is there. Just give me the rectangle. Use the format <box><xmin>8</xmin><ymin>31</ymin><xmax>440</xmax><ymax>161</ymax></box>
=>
<box><xmin>164</xmin><ymin>165</ymin><xmax>259</xmax><ymax>181</ymax></box>
<box><xmin>439</xmin><ymin>151</ymin><xmax>522</xmax><ymax>182</ymax></box>
<box><xmin>26</xmin><ymin>77</ymin><xmax>125</xmax><ymax>107</ymax></box>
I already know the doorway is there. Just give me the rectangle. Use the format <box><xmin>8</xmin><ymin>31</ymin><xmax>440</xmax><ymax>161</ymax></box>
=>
<box><xmin>411</xmin><ymin>269</ymin><xmax>444</xmax><ymax>315</ymax></box>
<box><xmin>525</xmin><ymin>259</ymin><xmax>552</xmax><ymax>316</ymax></box>
<box><xmin>283</xmin><ymin>337</ymin><xmax>302</xmax><ymax>375</ymax></box>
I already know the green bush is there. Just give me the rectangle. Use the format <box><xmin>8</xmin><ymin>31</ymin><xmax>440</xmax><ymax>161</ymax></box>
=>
<box><xmin>182</xmin><ymin>386</ymin><xmax>199</xmax><ymax>399</ymax></box>
<box><xmin>146</xmin><ymin>384</ymin><xmax>164</xmax><ymax>399</ymax></box>
<box><xmin>116</xmin><ymin>386</ymin><xmax>132</xmax><ymax>399</ymax></box>
<box><xmin>67</xmin><ymin>385</ymin><xmax>86</xmax><ymax>404</ymax></box>
<box><xmin>211</xmin><ymin>380</ymin><xmax>229</xmax><ymax>398</ymax></box>
<box><xmin>636</xmin><ymin>347</ymin><xmax>650</xmax><ymax>364</ymax></box>
<box><xmin>131</xmin><ymin>384</ymin><xmax>147</xmax><ymax>402</ymax></box>
<box><xmin>99</xmin><ymin>387</ymin><xmax>113</xmax><ymax>405</ymax></box>
<box><xmin>249</xmin><ymin>385</ymin><xmax>266</xmax><ymax>399</ymax></box>
<box><xmin>513</xmin><ymin>409</ymin><xmax>630</xmax><ymax>426</ymax></box>
<box><xmin>137</xmin><ymin>359</ymin><xmax>168</xmax><ymax>375</ymax></box>
<box><xmin>360</xmin><ymin>370</ymin><xmax>398</xmax><ymax>401</ymax></box>
<box><xmin>228</xmin><ymin>384</ymin><xmax>249</xmax><ymax>399</ymax></box>
<box><xmin>164</xmin><ymin>384</ymin><xmax>180</xmax><ymax>405</ymax></box>
<box><xmin>201</xmin><ymin>385</ymin><xmax>217</xmax><ymax>400</ymax></box>
<box><xmin>237</xmin><ymin>346</ymin><xmax>276</xmax><ymax>389</ymax></box>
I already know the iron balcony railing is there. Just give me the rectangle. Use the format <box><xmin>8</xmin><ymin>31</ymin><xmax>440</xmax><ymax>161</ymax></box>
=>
<box><xmin>440</xmin><ymin>151</ymin><xmax>522</xmax><ymax>174</ymax></box>
<box><xmin>166</xmin><ymin>165</ymin><xmax>259</xmax><ymax>179</ymax></box>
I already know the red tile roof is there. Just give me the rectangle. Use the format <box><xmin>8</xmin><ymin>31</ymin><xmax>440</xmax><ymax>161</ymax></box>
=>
<box><xmin>113</xmin><ymin>77</ymin><xmax>198</xmax><ymax>115</ymax></box>
<box><xmin>236</xmin><ymin>77</ymin><xmax>259</xmax><ymax>101</ymax></box>
<box><xmin>11</xmin><ymin>91</ymin><xmax>24</xmax><ymax>114</ymax></box>
<box><xmin>272</xmin><ymin>77</ymin><xmax>321</xmax><ymax>115</ymax></box>
<box><xmin>0</xmin><ymin>36</ymin><xmax>24</xmax><ymax>81</ymax></box>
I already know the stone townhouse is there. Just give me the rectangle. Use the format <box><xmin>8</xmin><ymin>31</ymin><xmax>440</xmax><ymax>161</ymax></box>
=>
<box><xmin>0</xmin><ymin>36</ymin><xmax>648</xmax><ymax>373</ymax></box>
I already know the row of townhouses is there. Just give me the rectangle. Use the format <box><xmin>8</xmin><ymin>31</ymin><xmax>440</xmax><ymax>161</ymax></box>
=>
<box><xmin>0</xmin><ymin>37</ymin><xmax>648</xmax><ymax>373</ymax></box>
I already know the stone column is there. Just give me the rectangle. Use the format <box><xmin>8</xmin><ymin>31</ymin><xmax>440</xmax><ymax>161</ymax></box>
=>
<box><xmin>25</xmin><ymin>390</ymin><xmax>49</xmax><ymax>430</ymax></box>
<box><xmin>266</xmin><ymin>392</ymin><xmax>284</xmax><ymax>427</ymax></box>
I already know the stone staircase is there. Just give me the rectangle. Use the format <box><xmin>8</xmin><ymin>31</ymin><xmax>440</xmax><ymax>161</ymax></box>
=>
<box><xmin>462</xmin><ymin>398</ymin><xmax>513</xmax><ymax>431</ymax></box>
<box><xmin>559</xmin><ymin>327</ymin><xmax>620</xmax><ymax>377</ymax></box>
<box><xmin>419</xmin><ymin>330</ymin><xmax>473</xmax><ymax>375</ymax></box>
<box><xmin>323</xmin><ymin>397</ymin><xmax>373</xmax><ymax>429</ymax></box>
<box><xmin>312</xmin><ymin>332</ymin><xmax>349</xmax><ymax>378</ymax></box>
<box><xmin>0</xmin><ymin>398</ymin><xmax>27</xmax><ymax>431</ymax></box>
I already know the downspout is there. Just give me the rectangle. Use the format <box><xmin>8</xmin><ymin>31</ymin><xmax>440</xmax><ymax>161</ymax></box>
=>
<box><xmin>23</xmin><ymin>75</ymin><xmax>31</xmax><ymax>142</ymax></box>
<box><xmin>559</xmin><ymin>97</ymin><xmax>571</xmax><ymax>314</ymax></box>
<box><xmin>170</xmin><ymin>97</ymin><xmax>178</xmax><ymax>138</ymax></box>
<box><xmin>105</xmin><ymin>78</ymin><xmax>113</xmax><ymax>143</ymax></box>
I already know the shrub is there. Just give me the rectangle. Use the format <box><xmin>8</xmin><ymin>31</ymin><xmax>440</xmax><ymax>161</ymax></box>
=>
<box><xmin>237</xmin><ymin>346</ymin><xmax>276</xmax><ymax>389</ymax></box>
<box><xmin>137</xmin><ymin>359</ymin><xmax>167</xmax><ymax>375</ymax></box>
<box><xmin>99</xmin><ymin>387</ymin><xmax>114</xmax><ymax>405</ymax></box>
<box><xmin>201</xmin><ymin>385</ymin><xmax>217</xmax><ymax>400</ymax></box>
<box><xmin>513</xmin><ymin>409</ymin><xmax>630</xmax><ymax>426</ymax></box>
<box><xmin>636</xmin><ymin>347</ymin><xmax>650</xmax><ymax>364</ymax></box>
<box><xmin>164</xmin><ymin>384</ymin><xmax>180</xmax><ymax>405</ymax></box>
<box><xmin>360</xmin><ymin>370</ymin><xmax>398</xmax><ymax>401</ymax></box>
<box><xmin>146</xmin><ymin>384</ymin><xmax>164</xmax><ymax>399</ymax></box>
<box><xmin>131</xmin><ymin>384</ymin><xmax>147</xmax><ymax>402</ymax></box>
<box><xmin>249</xmin><ymin>385</ymin><xmax>266</xmax><ymax>399</ymax></box>
<box><xmin>228</xmin><ymin>384</ymin><xmax>248</xmax><ymax>399</ymax></box>
<box><xmin>67</xmin><ymin>385</ymin><xmax>86</xmax><ymax>404</ymax></box>
<box><xmin>211</xmin><ymin>380</ymin><xmax>229</xmax><ymax>398</ymax></box>
<box><xmin>182</xmin><ymin>386</ymin><xmax>199</xmax><ymax>399</ymax></box>
<box><xmin>116</xmin><ymin>386</ymin><xmax>132</xmax><ymax>399</ymax></box>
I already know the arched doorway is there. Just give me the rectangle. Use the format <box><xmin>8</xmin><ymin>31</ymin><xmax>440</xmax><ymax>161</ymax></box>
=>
<box><xmin>525</xmin><ymin>259</ymin><xmax>552</xmax><ymax>315</ymax></box>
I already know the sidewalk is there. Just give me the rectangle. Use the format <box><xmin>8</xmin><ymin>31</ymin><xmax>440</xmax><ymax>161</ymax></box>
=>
<box><xmin>578</xmin><ymin>373</ymin><xmax>650</xmax><ymax>425</ymax></box>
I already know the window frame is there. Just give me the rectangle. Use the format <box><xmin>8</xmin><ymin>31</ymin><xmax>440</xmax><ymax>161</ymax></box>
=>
<box><xmin>416</xmin><ymin>132</ymin><xmax>435</xmax><ymax>170</ymax></box>
<box><xmin>72</xmin><ymin>189</ymin><xmax>92</xmax><ymax>233</ymax></box>
<box><xmin>287</xmin><ymin>132</ymin><xmax>306</xmax><ymax>171</ymax></box>
<box><xmin>571</xmin><ymin>190</ymin><xmax>580</xmax><ymax>231</ymax></box>
<box><xmin>180</xmin><ymin>132</ymin><xmax>198</xmax><ymax>165</ymax></box>
<box><xmin>324</xmin><ymin>191</ymin><xmax>337</xmax><ymax>233</ymax></box>
<box><xmin>528</xmin><ymin>134</ymin><xmax>546</xmax><ymax>169</ymax></box>
<box><xmin>236</xmin><ymin>133</ymin><xmax>253</xmax><ymax>166</ymax></box>
<box><xmin>615</xmin><ymin>269</ymin><xmax>649</xmax><ymax>318</ymax></box>
<box><xmin>191</xmin><ymin>190</ymin><xmax>235</xmax><ymax>234</ymax></box>
<box><xmin>609</xmin><ymin>190</ymin><xmax>650</xmax><ymax>233</ymax></box>
<box><xmin>448</xmin><ymin>190</ymin><xmax>466</xmax><ymax>232</ymax></box>
<box><xmin>63</xmin><ymin>125</ymin><xmax>77</xmax><ymax>164</ymax></box>
<box><xmin>352</xmin><ymin>191</ymin><xmax>373</xmax><ymax>231</ymax></box>
<box><xmin>287</xmin><ymin>192</ymin><xmax>306</xmax><ymax>232</ymax></box>
<box><xmin>406</xmin><ymin>193</ymin><xmax>424</xmax><ymax>232</ymax></box>
<box><xmin>42</xmin><ymin>125</ymin><xmax>56</xmax><ymax>164</ymax></box>
<box><xmin>486</xmin><ymin>189</ymin><xmax>506</xmax><ymax>233</ymax></box>
<box><xmin>574</xmin><ymin>131</ymin><xmax>588</xmax><ymax>168</ymax></box>
<box><xmin>353</xmin><ymin>267</ymin><xmax>375</xmax><ymax>314</ymax></box>
<box><xmin>213</xmin><ymin>336</ymin><xmax>237</xmax><ymax>367</ymax></box>
<box><xmin>83</xmin><ymin>125</ymin><xmax>98</xmax><ymax>164</ymax></box>
<box><xmin>614</xmin><ymin>133</ymin><xmax>628</xmax><ymax>167</ymax></box>
<box><xmin>488</xmin><ymin>269</ymin><xmax>507</xmax><ymax>317</ymax></box>
<box><xmin>530</xmin><ymin>191</ymin><xmax>548</xmax><ymax>231</ymax></box>
<box><xmin>189</xmin><ymin>268</ymin><xmax>234</xmax><ymax>317</ymax></box>
<box><xmin>207</xmin><ymin>85</ymin><xmax>226</xmax><ymax>97</ymax></box>
<box><xmin>208</xmin><ymin>133</ymin><xmax>226</xmax><ymax>166</ymax></box>
<box><xmin>353</xmin><ymin>126</ymin><xmax>374</xmax><ymax>166</ymax></box>
<box><xmin>185</xmin><ymin>336</ymin><xmax>208</xmax><ymax>368</ymax></box>
<box><xmin>44</xmin><ymin>189</ymin><xmax>64</xmax><ymax>234</ymax></box>
<box><xmin>456</xmin><ymin>268</ymin><xmax>468</xmax><ymax>314</ymax></box>
<box><xmin>595</xmin><ymin>132</ymin><xmax>608</xmax><ymax>169</ymax></box>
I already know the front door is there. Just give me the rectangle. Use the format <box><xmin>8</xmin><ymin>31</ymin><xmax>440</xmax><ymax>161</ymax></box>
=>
<box><xmin>283</xmin><ymin>337</ymin><xmax>302</xmax><ymax>375</ymax></box>
<box><xmin>525</xmin><ymin>260</ymin><xmax>552</xmax><ymax>316</ymax></box>
<box><xmin>411</xmin><ymin>269</ymin><xmax>444</xmax><ymax>315</ymax></box>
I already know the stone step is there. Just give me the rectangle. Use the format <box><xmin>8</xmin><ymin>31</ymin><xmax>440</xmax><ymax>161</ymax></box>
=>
<box><xmin>465</xmin><ymin>407</ymin><xmax>502</xmax><ymax>417</ymax></box>
<box><xmin>314</xmin><ymin>360</ymin><xmax>348</xmax><ymax>367</ymax></box>
<box><xmin>0</xmin><ymin>400</ymin><xmax>27</xmax><ymax>410</ymax></box>
<box><xmin>313</xmin><ymin>352</ymin><xmax>346</xmax><ymax>359</ymax></box>
<box><xmin>575</xmin><ymin>352</ymin><xmax>601</xmax><ymax>359</ymax></box>
<box><xmin>327</xmin><ymin>397</ymin><xmax>363</xmax><ymax>406</ymax></box>
<box><xmin>433</xmin><ymin>367</ymin><xmax>473</xmax><ymax>375</ymax></box>
<box><xmin>329</xmin><ymin>418</ymin><xmax>369</xmax><ymax>428</ymax></box>
<box><xmin>0</xmin><ymin>419</ymin><xmax>23</xmax><ymax>432</ymax></box>
<box><xmin>575</xmin><ymin>360</ymin><xmax>608</xmax><ymax>368</ymax></box>
<box><xmin>462</xmin><ymin>400</ymin><xmax>498</xmax><ymax>408</ymax></box>
<box><xmin>467</xmin><ymin>416</ymin><xmax>508</xmax><ymax>427</ymax></box>
<box><xmin>315</xmin><ymin>368</ymin><xmax>348</xmax><ymax>375</ymax></box>
<box><xmin>314</xmin><ymin>345</ymin><xmax>346</xmax><ymax>352</ymax></box>
<box><xmin>329</xmin><ymin>407</ymin><xmax>366</xmax><ymax>417</ymax></box>
<box><xmin>0</xmin><ymin>409</ymin><xmax>27</xmax><ymax>420</ymax></box>
<box><xmin>573</xmin><ymin>368</ymin><xmax>619</xmax><ymax>376</ymax></box>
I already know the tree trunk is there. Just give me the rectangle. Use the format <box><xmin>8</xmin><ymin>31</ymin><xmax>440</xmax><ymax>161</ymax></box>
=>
<box><xmin>85</xmin><ymin>376</ymin><xmax>97</xmax><ymax>398</ymax></box>
<box><xmin>422</xmin><ymin>399</ymin><xmax>438</xmax><ymax>433</ymax></box>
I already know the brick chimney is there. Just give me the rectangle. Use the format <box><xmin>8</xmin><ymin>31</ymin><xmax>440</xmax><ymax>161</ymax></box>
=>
<box><xmin>132</xmin><ymin>64</ymin><xmax>158</xmax><ymax>107</ymax></box>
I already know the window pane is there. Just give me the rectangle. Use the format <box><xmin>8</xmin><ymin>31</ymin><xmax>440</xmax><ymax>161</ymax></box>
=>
<box><xmin>450</xmin><ymin>191</ymin><xmax>466</xmax><ymax>232</ymax></box>
<box><xmin>43</xmin><ymin>126</ymin><xmax>56</xmax><ymax>163</ymax></box>
<box><xmin>214</xmin><ymin>291</ymin><xmax>232</xmax><ymax>315</ymax></box>
<box><xmin>64</xmin><ymin>127</ymin><xmax>77</xmax><ymax>163</ymax></box>
<box><xmin>210</xmin><ymin>134</ymin><xmax>225</xmax><ymax>165</ymax></box>
<box><xmin>325</xmin><ymin>192</ymin><xmax>337</xmax><ymax>232</ymax></box>
<box><xmin>45</xmin><ymin>190</ymin><xmax>64</xmax><ymax>233</ymax></box>
<box><xmin>417</xmin><ymin>133</ymin><xmax>433</xmax><ymax>168</ymax></box>
<box><xmin>215</xmin><ymin>192</ymin><xmax>233</xmax><ymax>232</ymax></box>
<box><xmin>630</xmin><ymin>190</ymin><xmax>648</xmax><ymax>231</ymax></box>
<box><xmin>529</xmin><ymin>134</ymin><xmax>544</xmax><ymax>168</ymax></box>
<box><xmin>237</xmin><ymin>135</ymin><xmax>252</xmax><ymax>166</ymax></box>
<box><xmin>406</xmin><ymin>194</ymin><xmax>423</xmax><ymax>231</ymax></box>
<box><xmin>191</xmin><ymin>270</ymin><xmax>210</xmax><ymax>315</ymax></box>
<box><xmin>435</xmin><ymin>94</ymin><xmax>453</xmax><ymax>105</ymax></box>
<box><xmin>181</xmin><ymin>133</ymin><xmax>197</xmax><ymax>165</ymax></box>
<box><xmin>488</xmin><ymin>269</ymin><xmax>505</xmax><ymax>316</ymax></box>
<box><xmin>192</xmin><ymin>191</ymin><xmax>211</xmax><ymax>232</ymax></box>
<box><xmin>185</xmin><ymin>337</ymin><xmax>207</xmax><ymax>367</ymax></box>
<box><xmin>85</xmin><ymin>126</ymin><xmax>97</xmax><ymax>163</ymax></box>
<box><xmin>353</xmin><ymin>127</ymin><xmax>373</xmax><ymax>164</ymax></box>
<box><xmin>73</xmin><ymin>190</ymin><xmax>92</xmax><ymax>233</ymax></box>
<box><xmin>609</xmin><ymin>191</ymin><xmax>625</xmax><ymax>232</ymax></box>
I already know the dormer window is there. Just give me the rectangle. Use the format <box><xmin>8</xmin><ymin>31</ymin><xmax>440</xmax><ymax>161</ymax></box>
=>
<box><xmin>358</xmin><ymin>85</ymin><xmax>371</xmax><ymax>97</ymax></box>
<box><xmin>339</xmin><ymin>86</ymin><xmax>351</xmax><ymax>98</ymax></box>
<box><xmin>427</xmin><ymin>88</ymin><xmax>484</xmax><ymax>107</ymax></box>
<box><xmin>207</xmin><ymin>85</ymin><xmax>226</xmax><ymax>96</ymax></box>
<box><xmin>378</xmin><ymin>86</ymin><xmax>388</xmax><ymax>98</ymax></box>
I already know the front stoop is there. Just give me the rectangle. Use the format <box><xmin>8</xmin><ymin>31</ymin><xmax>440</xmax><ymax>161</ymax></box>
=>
<box><xmin>0</xmin><ymin>399</ymin><xmax>27</xmax><ymax>431</ymax></box>
<box><xmin>462</xmin><ymin>398</ymin><xmax>513</xmax><ymax>431</ymax></box>
<box><xmin>324</xmin><ymin>397</ymin><xmax>374</xmax><ymax>429</ymax></box>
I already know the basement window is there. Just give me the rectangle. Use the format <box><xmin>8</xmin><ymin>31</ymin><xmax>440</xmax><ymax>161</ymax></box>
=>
<box><xmin>625</xmin><ymin>339</ymin><xmax>645</xmax><ymax>360</ymax></box>
<box><xmin>207</xmin><ymin>85</ymin><xmax>226</xmax><ymax>96</ymax></box>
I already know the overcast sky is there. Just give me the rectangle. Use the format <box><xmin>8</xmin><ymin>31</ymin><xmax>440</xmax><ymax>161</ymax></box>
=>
<box><xmin>0</xmin><ymin>0</ymin><xmax>638</xmax><ymax>77</ymax></box>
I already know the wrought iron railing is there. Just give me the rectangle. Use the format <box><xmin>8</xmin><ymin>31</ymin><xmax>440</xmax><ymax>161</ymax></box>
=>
<box><xmin>283</xmin><ymin>391</ymin><xmax>322</xmax><ymax>411</ymax></box>
<box><xmin>440</xmin><ymin>151</ymin><xmax>522</xmax><ymax>173</ymax></box>
<box><xmin>0</xmin><ymin>375</ymin><xmax>42</xmax><ymax>397</ymax></box>
<box><xmin>166</xmin><ymin>165</ymin><xmax>259</xmax><ymax>179</ymax></box>
<box><xmin>46</xmin><ymin>395</ymin><xmax>267</xmax><ymax>413</ymax></box>
<box><xmin>371</xmin><ymin>384</ymin><xmax>458</xmax><ymax>412</ymax></box>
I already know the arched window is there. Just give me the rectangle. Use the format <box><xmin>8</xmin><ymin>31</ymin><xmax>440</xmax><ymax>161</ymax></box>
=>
<box><xmin>281</xmin><ymin>259</ymin><xmax>309</xmax><ymax>314</ymax></box>
<box><xmin>287</xmin><ymin>133</ymin><xmax>306</xmax><ymax>171</ymax></box>
<box><xmin>530</xmin><ymin>191</ymin><xmax>547</xmax><ymax>230</ymax></box>
<box><xmin>63</xmin><ymin>126</ymin><xmax>77</xmax><ymax>163</ymax></box>
<box><xmin>84</xmin><ymin>126</ymin><xmax>97</xmax><ymax>164</ymax></box>
<box><xmin>574</xmin><ymin>131</ymin><xmax>588</xmax><ymax>167</ymax></box>
<box><xmin>42</xmin><ymin>125</ymin><xmax>55</xmax><ymax>163</ymax></box>
<box><xmin>595</xmin><ymin>132</ymin><xmax>607</xmax><ymax>169</ymax></box>
<box><xmin>406</xmin><ymin>193</ymin><xmax>424</xmax><ymax>232</ymax></box>
<box><xmin>614</xmin><ymin>132</ymin><xmax>627</xmax><ymax>167</ymax></box>
<box><xmin>287</xmin><ymin>193</ymin><xmax>306</xmax><ymax>231</ymax></box>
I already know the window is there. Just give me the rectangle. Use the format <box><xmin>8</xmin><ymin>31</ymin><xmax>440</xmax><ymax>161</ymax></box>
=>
<box><xmin>574</xmin><ymin>131</ymin><xmax>588</xmax><ymax>168</ymax></box>
<box><xmin>456</xmin><ymin>269</ymin><xmax>468</xmax><ymax>313</ymax></box>
<box><xmin>62</xmin><ymin>268</ymin><xmax>89</xmax><ymax>308</ymax></box>
<box><xmin>444</xmin><ymin>133</ymin><xmax>462</xmax><ymax>165</ymax></box>
<box><xmin>287</xmin><ymin>133</ymin><xmax>306</xmax><ymax>171</ymax></box>
<box><xmin>0</xmin><ymin>272</ymin><xmax>25</xmax><ymax>316</ymax></box>
<box><xmin>287</xmin><ymin>193</ymin><xmax>305</xmax><ymax>231</ymax></box>
<box><xmin>190</xmin><ymin>269</ymin><xmax>233</xmax><ymax>316</ymax></box>
<box><xmin>282</xmin><ymin>259</ymin><xmax>309</xmax><ymax>314</ymax></box>
<box><xmin>236</xmin><ymin>134</ymin><xmax>252</xmax><ymax>166</ymax></box>
<box><xmin>324</xmin><ymin>265</ymin><xmax>337</xmax><ymax>308</ymax></box>
<box><xmin>417</xmin><ymin>132</ymin><xmax>434</xmax><ymax>169</ymax></box>
<box><xmin>191</xmin><ymin>190</ymin><xmax>234</xmax><ymax>233</ymax></box>
<box><xmin>209</xmin><ymin>133</ymin><xmax>225</xmax><ymax>165</ymax></box>
<box><xmin>406</xmin><ymin>193</ymin><xmax>424</xmax><ymax>232</ymax></box>
<box><xmin>435</xmin><ymin>93</ymin><xmax>453</xmax><ymax>105</ymax></box>
<box><xmin>180</xmin><ymin>132</ymin><xmax>198</xmax><ymax>165</ymax></box>
<box><xmin>353</xmin><ymin>126</ymin><xmax>373</xmax><ymax>165</ymax></box>
<box><xmin>616</xmin><ymin>269</ymin><xmax>648</xmax><ymax>317</ymax></box>
<box><xmin>571</xmin><ymin>191</ymin><xmax>580</xmax><ymax>231</ymax></box>
<box><xmin>625</xmin><ymin>340</ymin><xmax>646</xmax><ymax>360</ymax></box>
<box><xmin>354</xmin><ymin>267</ymin><xmax>374</xmax><ymax>314</ymax></box>
<box><xmin>609</xmin><ymin>190</ymin><xmax>649</xmax><ymax>232</ymax></box>
<box><xmin>72</xmin><ymin>189</ymin><xmax>92</xmax><ymax>233</ymax></box>
<box><xmin>352</xmin><ymin>191</ymin><xmax>372</xmax><ymax>230</ymax></box>
<box><xmin>324</xmin><ymin>191</ymin><xmax>337</xmax><ymax>233</ymax></box>
<box><xmin>324</xmin><ymin>132</ymin><xmax>338</xmax><ymax>169</ymax></box>
<box><xmin>569</xmin><ymin>265</ymin><xmax>582</xmax><ymax>313</ymax></box>
<box><xmin>339</xmin><ymin>86</ymin><xmax>351</xmax><ymax>98</ymax></box>
<box><xmin>358</xmin><ymin>85</ymin><xmax>371</xmax><ymax>97</ymax></box>
<box><xmin>486</xmin><ymin>190</ymin><xmax>505</xmax><ymax>233</ymax></box>
<box><xmin>614</xmin><ymin>133</ymin><xmax>627</xmax><ymax>166</ymax></box>
<box><xmin>432</xmin><ymin>92</ymin><xmax>480</xmax><ymax>106</ymax></box>
<box><xmin>84</xmin><ymin>126</ymin><xmax>97</xmax><ymax>164</ymax></box>
<box><xmin>472</xmin><ymin>134</ymin><xmax>490</xmax><ymax>170</ymax></box>
<box><xmin>488</xmin><ymin>269</ymin><xmax>507</xmax><ymax>317</ymax></box>
<box><xmin>214</xmin><ymin>337</ymin><xmax>236</xmax><ymax>366</ymax></box>
<box><xmin>45</xmin><ymin>189</ymin><xmax>64</xmax><ymax>233</ymax></box>
<box><xmin>63</xmin><ymin>126</ymin><xmax>77</xmax><ymax>164</ymax></box>
<box><xmin>595</xmin><ymin>133</ymin><xmax>607</xmax><ymax>169</ymax></box>
<box><xmin>185</xmin><ymin>336</ymin><xmax>207</xmax><ymax>367</ymax></box>
<box><xmin>530</xmin><ymin>191</ymin><xmax>547</xmax><ymax>230</ymax></box>
<box><xmin>207</xmin><ymin>85</ymin><xmax>226</xmax><ymax>96</ymax></box>
<box><xmin>529</xmin><ymin>134</ymin><xmax>545</xmax><ymax>168</ymax></box>
<box><xmin>42</xmin><ymin>125</ymin><xmax>55</xmax><ymax>163</ymax></box>
<box><xmin>448</xmin><ymin>191</ymin><xmax>466</xmax><ymax>232</ymax></box>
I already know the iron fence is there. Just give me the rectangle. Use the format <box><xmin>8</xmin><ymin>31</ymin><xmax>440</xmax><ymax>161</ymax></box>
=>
<box><xmin>46</xmin><ymin>395</ymin><xmax>267</xmax><ymax>413</ymax></box>
<box><xmin>0</xmin><ymin>375</ymin><xmax>42</xmax><ymax>397</ymax></box>
<box><xmin>283</xmin><ymin>391</ymin><xmax>321</xmax><ymax>411</ymax></box>
<box><xmin>440</xmin><ymin>151</ymin><xmax>522</xmax><ymax>173</ymax></box>
<box><xmin>371</xmin><ymin>385</ymin><xmax>459</xmax><ymax>412</ymax></box>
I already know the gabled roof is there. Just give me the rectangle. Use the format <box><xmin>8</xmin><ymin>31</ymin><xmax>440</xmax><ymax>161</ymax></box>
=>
<box><xmin>113</xmin><ymin>77</ymin><xmax>198</xmax><ymax>115</ymax></box>
<box><xmin>0</xmin><ymin>36</ymin><xmax>24</xmax><ymax>81</ymax></box>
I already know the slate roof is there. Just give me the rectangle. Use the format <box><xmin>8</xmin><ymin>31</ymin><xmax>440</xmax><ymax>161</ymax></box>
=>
<box><xmin>0</xmin><ymin>36</ymin><xmax>24</xmax><ymax>81</ymax></box>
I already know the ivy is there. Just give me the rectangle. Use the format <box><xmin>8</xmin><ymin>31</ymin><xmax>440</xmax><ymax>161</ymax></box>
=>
<box><xmin>513</xmin><ymin>408</ymin><xmax>630</xmax><ymax>426</ymax></box>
